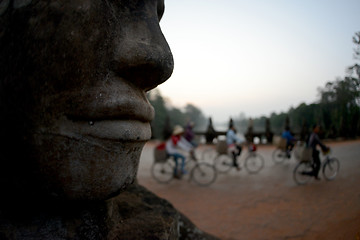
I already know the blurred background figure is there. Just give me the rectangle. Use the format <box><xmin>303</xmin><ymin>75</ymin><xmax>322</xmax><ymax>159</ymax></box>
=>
<box><xmin>226</xmin><ymin>125</ymin><xmax>244</xmax><ymax>171</ymax></box>
<box><xmin>282</xmin><ymin>126</ymin><xmax>296</xmax><ymax>158</ymax></box>
<box><xmin>166</xmin><ymin>125</ymin><xmax>195</xmax><ymax>177</ymax></box>
<box><xmin>308</xmin><ymin>124</ymin><xmax>329</xmax><ymax>180</ymax></box>
<box><xmin>184</xmin><ymin>121</ymin><xmax>197</xmax><ymax>147</ymax></box>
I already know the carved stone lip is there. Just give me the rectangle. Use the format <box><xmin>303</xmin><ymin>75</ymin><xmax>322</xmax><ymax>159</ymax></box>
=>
<box><xmin>65</xmin><ymin>100</ymin><xmax>155</xmax><ymax>123</ymax></box>
<box><xmin>62</xmin><ymin>75</ymin><xmax>155</xmax><ymax>124</ymax></box>
<box><xmin>55</xmin><ymin>118</ymin><xmax>152</xmax><ymax>142</ymax></box>
<box><xmin>50</xmin><ymin>78</ymin><xmax>155</xmax><ymax>141</ymax></box>
<box><xmin>60</xmin><ymin>100</ymin><xmax>154</xmax><ymax>141</ymax></box>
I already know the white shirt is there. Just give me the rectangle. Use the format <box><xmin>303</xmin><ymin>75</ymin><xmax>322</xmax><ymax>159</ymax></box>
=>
<box><xmin>166</xmin><ymin>135</ymin><xmax>193</xmax><ymax>155</ymax></box>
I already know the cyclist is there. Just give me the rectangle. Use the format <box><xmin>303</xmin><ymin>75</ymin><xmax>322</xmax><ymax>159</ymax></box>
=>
<box><xmin>166</xmin><ymin>125</ymin><xmax>195</xmax><ymax>177</ymax></box>
<box><xmin>226</xmin><ymin>125</ymin><xmax>244</xmax><ymax>171</ymax></box>
<box><xmin>184</xmin><ymin>121</ymin><xmax>197</xmax><ymax>147</ymax></box>
<box><xmin>308</xmin><ymin>124</ymin><xmax>329</xmax><ymax>180</ymax></box>
<box><xmin>281</xmin><ymin>126</ymin><xmax>296</xmax><ymax>158</ymax></box>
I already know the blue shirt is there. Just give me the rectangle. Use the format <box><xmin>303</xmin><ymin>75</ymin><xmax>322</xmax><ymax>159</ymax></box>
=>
<box><xmin>282</xmin><ymin>130</ymin><xmax>294</xmax><ymax>143</ymax></box>
<box><xmin>226</xmin><ymin>129</ymin><xmax>242</xmax><ymax>145</ymax></box>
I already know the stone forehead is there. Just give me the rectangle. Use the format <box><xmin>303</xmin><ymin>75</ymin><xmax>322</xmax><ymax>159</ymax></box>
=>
<box><xmin>0</xmin><ymin>0</ymin><xmax>32</xmax><ymax>16</ymax></box>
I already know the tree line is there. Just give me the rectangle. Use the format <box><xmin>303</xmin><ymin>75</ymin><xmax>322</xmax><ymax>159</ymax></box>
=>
<box><xmin>148</xmin><ymin>32</ymin><xmax>360</xmax><ymax>140</ymax></box>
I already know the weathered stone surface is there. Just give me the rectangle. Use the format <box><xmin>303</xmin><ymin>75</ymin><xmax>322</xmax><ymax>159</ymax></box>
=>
<box><xmin>0</xmin><ymin>184</ymin><xmax>218</xmax><ymax>240</ymax></box>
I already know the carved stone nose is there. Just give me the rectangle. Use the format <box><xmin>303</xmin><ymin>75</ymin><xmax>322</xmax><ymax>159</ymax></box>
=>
<box><xmin>111</xmin><ymin>21</ymin><xmax>174</xmax><ymax>91</ymax></box>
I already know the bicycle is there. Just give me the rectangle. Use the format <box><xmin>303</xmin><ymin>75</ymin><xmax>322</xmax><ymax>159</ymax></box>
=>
<box><xmin>201</xmin><ymin>144</ymin><xmax>218</xmax><ymax>162</ymax></box>
<box><xmin>272</xmin><ymin>138</ymin><xmax>303</xmax><ymax>163</ymax></box>
<box><xmin>213</xmin><ymin>141</ymin><xmax>264</xmax><ymax>174</ymax></box>
<box><xmin>293</xmin><ymin>148</ymin><xmax>340</xmax><ymax>185</ymax></box>
<box><xmin>151</xmin><ymin>143</ymin><xmax>217</xmax><ymax>186</ymax></box>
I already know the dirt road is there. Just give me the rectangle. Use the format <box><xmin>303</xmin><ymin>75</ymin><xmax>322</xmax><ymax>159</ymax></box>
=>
<box><xmin>137</xmin><ymin>140</ymin><xmax>360</xmax><ymax>240</ymax></box>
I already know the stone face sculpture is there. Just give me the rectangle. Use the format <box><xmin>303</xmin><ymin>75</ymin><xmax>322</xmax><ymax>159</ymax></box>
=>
<box><xmin>0</xmin><ymin>0</ymin><xmax>173</xmax><ymax>201</ymax></box>
<box><xmin>0</xmin><ymin>1</ymin><xmax>219</xmax><ymax>239</ymax></box>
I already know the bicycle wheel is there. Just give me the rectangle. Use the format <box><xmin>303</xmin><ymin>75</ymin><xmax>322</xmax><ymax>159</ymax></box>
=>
<box><xmin>322</xmin><ymin>157</ymin><xmax>340</xmax><ymax>180</ymax></box>
<box><xmin>202</xmin><ymin>147</ymin><xmax>217</xmax><ymax>163</ymax></box>
<box><xmin>151</xmin><ymin>160</ymin><xmax>175</xmax><ymax>183</ymax></box>
<box><xmin>191</xmin><ymin>163</ymin><xmax>217</xmax><ymax>186</ymax></box>
<box><xmin>272</xmin><ymin>148</ymin><xmax>287</xmax><ymax>164</ymax></box>
<box><xmin>214</xmin><ymin>154</ymin><xmax>232</xmax><ymax>173</ymax></box>
<box><xmin>293</xmin><ymin>161</ymin><xmax>313</xmax><ymax>185</ymax></box>
<box><xmin>244</xmin><ymin>153</ymin><xmax>264</xmax><ymax>174</ymax></box>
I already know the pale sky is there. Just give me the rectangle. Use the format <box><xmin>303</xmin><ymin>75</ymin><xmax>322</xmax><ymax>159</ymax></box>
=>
<box><xmin>157</xmin><ymin>0</ymin><xmax>360</xmax><ymax>123</ymax></box>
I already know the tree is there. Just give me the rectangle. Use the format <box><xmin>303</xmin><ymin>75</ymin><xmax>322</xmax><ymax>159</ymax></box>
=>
<box><xmin>269</xmin><ymin>112</ymin><xmax>288</xmax><ymax>134</ymax></box>
<box><xmin>318</xmin><ymin>77</ymin><xmax>360</xmax><ymax>137</ymax></box>
<box><xmin>147</xmin><ymin>89</ymin><xmax>168</xmax><ymax>139</ymax></box>
<box><xmin>348</xmin><ymin>31</ymin><xmax>360</xmax><ymax>78</ymax></box>
<box><xmin>168</xmin><ymin>107</ymin><xmax>187</xmax><ymax>129</ymax></box>
<box><xmin>184</xmin><ymin>104</ymin><xmax>207</xmax><ymax>131</ymax></box>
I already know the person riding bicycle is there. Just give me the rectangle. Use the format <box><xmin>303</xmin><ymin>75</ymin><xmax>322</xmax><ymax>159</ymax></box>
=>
<box><xmin>166</xmin><ymin>125</ymin><xmax>195</xmax><ymax>177</ymax></box>
<box><xmin>184</xmin><ymin>121</ymin><xmax>197</xmax><ymax>147</ymax></box>
<box><xmin>281</xmin><ymin>126</ymin><xmax>296</xmax><ymax>158</ymax></box>
<box><xmin>308</xmin><ymin>124</ymin><xmax>329</xmax><ymax>180</ymax></box>
<box><xmin>226</xmin><ymin>125</ymin><xmax>244</xmax><ymax>171</ymax></box>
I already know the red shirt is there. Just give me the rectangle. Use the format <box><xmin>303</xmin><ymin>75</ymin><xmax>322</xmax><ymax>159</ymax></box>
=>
<box><xmin>171</xmin><ymin>135</ymin><xmax>181</xmax><ymax>145</ymax></box>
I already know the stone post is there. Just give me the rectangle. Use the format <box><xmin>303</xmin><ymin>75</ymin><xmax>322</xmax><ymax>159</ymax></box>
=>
<box><xmin>162</xmin><ymin>115</ymin><xmax>172</xmax><ymax>140</ymax></box>
<box><xmin>205</xmin><ymin>117</ymin><xmax>217</xmax><ymax>144</ymax></box>
<box><xmin>245</xmin><ymin>118</ymin><xmax>254</xmax><ymax>142</ymax></box>
<box><xmin>265</xmin><ymin>118</ymin><xmax>273</xmax><ymax>143</ymax></box>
